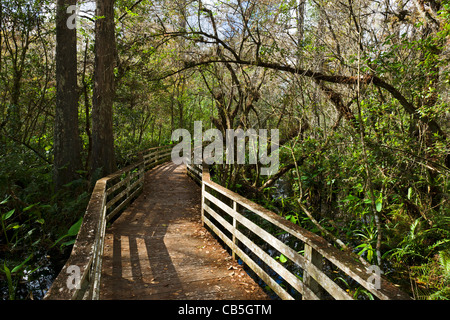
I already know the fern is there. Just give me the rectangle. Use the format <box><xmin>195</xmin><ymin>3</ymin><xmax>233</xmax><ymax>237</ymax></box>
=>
<box><xmin>409</xmin><ymin>250</ymin><xmax>450</xmax><ymax>300</ymax></box>
<box><xmin>439</xmin><ymin>250</ymin><xmax>450</xmax><ymax>277</ymax></box>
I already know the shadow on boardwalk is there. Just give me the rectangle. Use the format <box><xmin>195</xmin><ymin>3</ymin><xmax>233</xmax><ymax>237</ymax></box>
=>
<box><xmin>100</xmin><ymin>162</ymin><xmax>269</xmax><ymax>300</ymax></box>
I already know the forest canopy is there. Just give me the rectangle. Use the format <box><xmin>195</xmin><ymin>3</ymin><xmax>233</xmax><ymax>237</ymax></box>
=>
<box><xmin>0</xmin><ymin>0</ymin><xmax>449</xmax><ymax>300</ymax></box>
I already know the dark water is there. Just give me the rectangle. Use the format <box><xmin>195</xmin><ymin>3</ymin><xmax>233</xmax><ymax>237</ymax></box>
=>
<box><xmin>0</xmin><ymin>249</ymin><xmax>65</xmax><ymax>300</ymax></box>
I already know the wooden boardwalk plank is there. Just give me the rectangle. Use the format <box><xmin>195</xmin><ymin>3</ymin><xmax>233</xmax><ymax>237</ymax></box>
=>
<box><xmin>100</xmin><ymin>162</ymin><xmax>269</xmax><ymax>300</ymax></box>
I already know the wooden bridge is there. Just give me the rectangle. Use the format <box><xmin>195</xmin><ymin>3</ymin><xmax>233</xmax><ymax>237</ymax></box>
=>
<box><xmin>44</xmin><ymin>146</ymin><xmax>411</xmax><ymax>300</ymax></box>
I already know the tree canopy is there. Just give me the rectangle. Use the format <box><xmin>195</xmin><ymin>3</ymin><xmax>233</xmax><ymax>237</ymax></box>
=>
<box><xmin>0</xmin><ymin>0</ymin><xmax>449</xmax><ymax>300</ymax></box>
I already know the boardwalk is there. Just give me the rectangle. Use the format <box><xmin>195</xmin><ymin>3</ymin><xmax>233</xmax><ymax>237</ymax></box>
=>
<box><xmin>44</xmin><ymin>147</ymin><xmax>409</xmax><ymax>300</ymax></box>
<box><xmin>100</xmin><ymin>162</ymin><xmax>269</xmax><ymax>300</ymax></box>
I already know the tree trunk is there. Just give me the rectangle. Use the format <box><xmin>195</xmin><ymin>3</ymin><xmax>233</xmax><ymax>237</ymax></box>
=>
<box><xmin>54</xmin><ymin>0</ymin><xmax>82</xmax><ymax>190</ymax></box>
<box><xmin>296</xmin><ymin>0</ymin><xmax>305</xmax><ymax>56</ymax></box>
<box><xmin>90</xmin><ymin>0</ymin><xmax>117</xmax><ymax>180</ymax></box>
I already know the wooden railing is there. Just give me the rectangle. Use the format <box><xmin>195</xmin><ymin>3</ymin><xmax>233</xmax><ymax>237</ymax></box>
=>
<box><xmin>186</xmin><ymin>162</ymin><xmax>411</xmax><ymax>300</ymax></box>
<box><xmin>44</xmin><ymin>145</ymin><xmax>172</xmax><ymax>300</ymax></box>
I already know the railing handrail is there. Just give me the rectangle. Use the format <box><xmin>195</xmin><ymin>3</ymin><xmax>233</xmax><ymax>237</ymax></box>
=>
<box><xmin>44</xmin><ymin>145</ymin><xmax>172</xmax><ymax>300</ymax></box>
<box><xmin>187</xmin><ymin>162</ymin><xmax>411</xmax><ymax>300</ymax></box>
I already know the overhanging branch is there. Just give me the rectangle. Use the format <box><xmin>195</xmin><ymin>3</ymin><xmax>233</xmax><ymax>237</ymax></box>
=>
<box><xmin>156</xmin><ymin>56</ymin><xmax>445</xmax><ymax>139</ymax></box>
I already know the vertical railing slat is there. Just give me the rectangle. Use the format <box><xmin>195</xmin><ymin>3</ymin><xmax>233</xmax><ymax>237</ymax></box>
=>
<box><xmin>303</xmin><ymin>244</ymin><xmax>323</xmax><ymax>300</ymax></box>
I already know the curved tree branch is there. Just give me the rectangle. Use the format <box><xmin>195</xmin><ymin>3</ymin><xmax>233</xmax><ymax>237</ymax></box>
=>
<box><xmin>161</xmin><ymin>55</ymin><xmax>445</xmax><ymax>139</ymax></box>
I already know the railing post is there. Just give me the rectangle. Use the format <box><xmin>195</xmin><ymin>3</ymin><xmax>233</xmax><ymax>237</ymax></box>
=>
<box><xmin>126</xmin><ymin>171</ymin><xmax>131</xmax><ymax>198</ymax></box>
<box><xmin>303</xmin><ymin>244</ymin><xmax>323</xmax><ymax>300</ymax></box>
<box><xmin>138</xmin><ymin>152</ymin><xmax>145</xmax><ymax>187</ymax></box>
<box><xmin>154</xmin><ymin>149</ymin><xmax>158</xmax><ymax>165</ymax></box>
<box><xmin>201</xmin><ymin>182</ymin><xmax>205</xmax><ymax>227</ymax></box>
<box><xmin>90</xmin><ymin>191</ymin><xmax>107</xmax><ymax>300</ymax></box>
<box><xmin>232</xmin><ymin>201</ymin><xmax>237</xmax><ymax>260</ymax></box>
<box><xmin>140</xmin><ymin>164</ymin><xmax>145</xmax><ymax>188</ymax></box>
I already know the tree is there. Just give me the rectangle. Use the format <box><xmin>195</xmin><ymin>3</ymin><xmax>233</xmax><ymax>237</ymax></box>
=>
<box><xmin>90</xmin><ymin>0</ymin><xmax>117</xmax><ymax>179</ymax></box>
<box><xmin>54</xmin><ymin>0</ymin><xmax>82</xmax><ymax>190</ymax></box>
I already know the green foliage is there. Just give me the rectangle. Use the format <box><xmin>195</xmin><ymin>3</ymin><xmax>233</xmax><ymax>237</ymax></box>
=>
<box><xmin>0</xmin><ymin>197</ymin><xmax>50</xmax><ymax>250</ymax></box>
<box><xmin>335</xmin><ymin>276</ymin><xmax>375</xmax><ymax>300</ymax></box>
<box><xmin>228</xmin><ymin>88</ymin><xmax>449</xmax><ymax>299</ymax></box>
<box><xmin>0</xmin><ymin>146</ymin><xmax>89</xmax><ymax>299</ymax></box>
<box><xmin>386</xmin><ymin>217</ymin><xmax>450</xmax><ymax>264</ymax></box>
<box><xmin>50</xmin><ymin>217</ymin><xmax>83</xmax><ymax>249</ymax></box>
<box><xmin>0</xmin><ymin>254</ymin><xmax>34</xmax><ymax>300</ymax></box>
<box><xmin>354</xmin><ymin>222</ymin><xmax>378</xmax><ymax>264</ymax></box>
<box><xmin>275</xmin><ymin>253</ymin><xmax>288</xmax><ymax>264</ymax></box>
<box><xmin>408</xmin><ymin>250</ymin><xmax>450</xmax><ymax>300</ymax></box>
